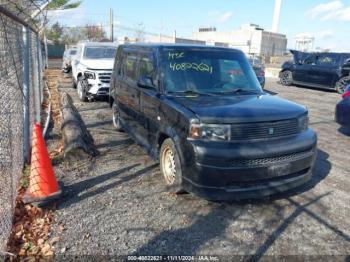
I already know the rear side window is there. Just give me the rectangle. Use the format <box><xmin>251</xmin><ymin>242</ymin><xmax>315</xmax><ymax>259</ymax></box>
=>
<box><xmin>123</xmin><ymin>53</ymin><xmax>138</xmax><ymax>81</ymax></box>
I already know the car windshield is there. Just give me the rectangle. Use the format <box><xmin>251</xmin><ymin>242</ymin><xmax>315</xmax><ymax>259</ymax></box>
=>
<box><xmin>84</xmin><ymin>46</ymin><xmax>117</xmax><ymax>59</ymax></box>
<box><xmin>69</xmin><ymin>50</ymin><xmax>77</xmax><ymax>56</ymax></box>
<box><xmin>161</xmin><ymin>49</ymin><xmax>262</xmax><ymax>95</ymax></box>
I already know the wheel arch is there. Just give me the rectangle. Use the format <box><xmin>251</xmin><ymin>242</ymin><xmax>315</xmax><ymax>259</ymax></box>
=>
<box><xmin>156</xmin><ymin>127</ymin><xmax>187</xmax><ymax>167</ymax></box>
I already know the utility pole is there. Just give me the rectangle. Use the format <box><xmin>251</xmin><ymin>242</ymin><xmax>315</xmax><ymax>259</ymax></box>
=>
<box><xmin>159</xmin><ymin>18</ymin><xmax>163</xmax><ymax>42</ymax></box>
<box><xmin>110</xmin><ymin>8</ymin><xmax>114</xmax><ymax>42</ymax></box>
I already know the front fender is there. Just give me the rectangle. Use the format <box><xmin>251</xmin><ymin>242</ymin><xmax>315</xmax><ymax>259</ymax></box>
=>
<box><xmin>158</xmin><ymin>126</ymin><xmax>194</xmax><ymax>169</ymax></box>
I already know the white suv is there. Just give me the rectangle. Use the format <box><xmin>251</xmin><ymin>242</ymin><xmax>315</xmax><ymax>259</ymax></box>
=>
<box><xmin>72</xmin><ymin>42</ymin><xmax>117</xmax><ymax>101</ymax></box>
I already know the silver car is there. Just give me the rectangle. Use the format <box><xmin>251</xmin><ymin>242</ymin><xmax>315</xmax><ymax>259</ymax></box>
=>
<box><xmin>62</xmin><ymin>48</ymin><xmax>77</xmax><ymax>73</ymax></box>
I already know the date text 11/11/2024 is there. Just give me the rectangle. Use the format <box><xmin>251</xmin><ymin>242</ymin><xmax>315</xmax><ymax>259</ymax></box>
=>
<box><xmin>127</xmin><ymin>255</ymin><xmax>219</xmax><ymax>261</ymax></box>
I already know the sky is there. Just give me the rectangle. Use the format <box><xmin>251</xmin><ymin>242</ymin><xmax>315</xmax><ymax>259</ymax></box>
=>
<box><xmin>48</xmin><ymin>0</ymin><xmax>350</xmax><ymax>51</ymax></box>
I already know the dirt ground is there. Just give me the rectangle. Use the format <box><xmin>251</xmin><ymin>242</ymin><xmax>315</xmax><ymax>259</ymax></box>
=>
<box><xmin>47</xmin><ymin>64</ymin><xmax>350</xmax><ymax>259</ymax></box>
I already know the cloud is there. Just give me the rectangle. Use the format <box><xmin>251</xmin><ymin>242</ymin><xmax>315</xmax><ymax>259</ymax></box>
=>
<box><xmin>46</xmin><ymin>7</ymin><xmax>87</xmax><ymax>25</ymax></box>
<box><xmin>218</xmin><ymin>11</ymin><xmax>233</xmax><ymax>23</ymax></box>
<box><xmin>306</xmin><ymin>0</ymin><xmax>350</xmax><ymax>21</ymax></box>
<box><xmin>208</xmin><ymin>10</ymin><xmax>233</xmax><ymax>24</ymax></box>
<box><xmin>318</xmin><ymin>30</ymin><xmax>334</xmax><ymax>40</ymax></box>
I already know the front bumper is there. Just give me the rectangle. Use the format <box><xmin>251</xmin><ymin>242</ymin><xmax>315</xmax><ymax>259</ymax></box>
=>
<box><xmin>181</xmin><ymin>129</ymin><xmax>318</xmax><ymax>201</ymax></box>
<box><xmin>85</xmin><ymin>70</ymin><xmax>112</xmax><ymax>97</ymax></box>
<box><xmin>335</xmin><ymin>98</ymin><xmax>350</xmax><ymax>127</ymax></box>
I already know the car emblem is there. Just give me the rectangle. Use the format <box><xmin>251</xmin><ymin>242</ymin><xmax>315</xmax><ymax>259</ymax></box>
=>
<box><xmin>268</xmin><ymin>128</ymin><xmax>274</xmax><ymax>135</ymax></box>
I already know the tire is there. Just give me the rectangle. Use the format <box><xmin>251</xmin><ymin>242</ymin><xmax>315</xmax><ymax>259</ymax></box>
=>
<box><xmin>159</xmin><ymin>138</ymin><xmax>184</xmax><ymax>193</ymax></box>
<box><xmin>73</xmin><ymin>77</ymin><xmax>77</xmax><ymax>89</ymax></box>
<box><xmin>335</xmin><ymin>76</ymin><xmax>350</xmax><ymax>94</ymax></box>
<box><xmin>112</xmin><ymin>101</ymin><xmax>123</xmax><ymax>131</ymax></box>
<box><xmin>77</xmin><ymin>79</ymin><xmax>88</xmax><ymax>102</ymax></box>
<box><xmin>280</xmin><ymin>70</ymin><xmax>293</xmax><ymax>86</ymax></box>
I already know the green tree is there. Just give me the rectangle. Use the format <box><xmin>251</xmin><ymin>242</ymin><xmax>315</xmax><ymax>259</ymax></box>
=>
<box><xmin>47</xmin><ymin>0</ymin><xmax>82</xmax><ymax>10</ymax></box>
<box><xmin>46</xmin><ymin>22</ymin><xmax>63</xmax><ymax>44</ymax></box>
<box><xmin>85</xmin><ymin>25</ymin><xmax>106</xmax><ymax>42</ymax></box>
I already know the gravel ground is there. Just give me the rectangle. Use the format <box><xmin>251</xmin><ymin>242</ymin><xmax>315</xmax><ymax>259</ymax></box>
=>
<box><xmin>48</xmin><ymin>68</ymin><xmax>350</xmax><ymax>259</ymax></box>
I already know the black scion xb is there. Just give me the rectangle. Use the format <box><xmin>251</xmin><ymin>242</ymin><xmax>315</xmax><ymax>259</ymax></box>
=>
<box><xmin>110</xmin><ymin>44</ymin><xmax>317</xmax><ymax>201</ymax></box>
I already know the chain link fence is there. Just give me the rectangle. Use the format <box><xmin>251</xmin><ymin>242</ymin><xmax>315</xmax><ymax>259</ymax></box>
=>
<box><xmin>0</xmin><ymin>1</ymin><xmax>47</xmax><ymax>252</ymax></box>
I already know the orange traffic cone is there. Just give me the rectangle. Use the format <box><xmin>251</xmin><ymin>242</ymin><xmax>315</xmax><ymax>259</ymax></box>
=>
<box><xmin>23</xmin><ymin>123</ymin><xmax>62</xmax><ymax>206</ymax></box>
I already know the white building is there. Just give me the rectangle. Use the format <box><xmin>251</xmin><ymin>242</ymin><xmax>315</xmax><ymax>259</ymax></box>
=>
<box><xmin>192</xmin><ymin>24</ymin><xmax>287</xmax><ymax>57</ymax></box>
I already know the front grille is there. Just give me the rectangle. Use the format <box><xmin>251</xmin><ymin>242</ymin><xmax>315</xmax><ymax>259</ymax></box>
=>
<box><xmin>201</xmin><ymin>149</ymin><xmax>314</xmax><ymax>168</ymax></box>
<box><xmin>98</xmin><ymin>72</ymin><xmax>112</xmax><ymax>84</ymax></box>
<box><xmin>231</xmin><ymin>119</ymin><xmax>299</xmax><ymax>140</ymax></box>
<box><xmin>229</xmin><ymin>150</ymin><xmax>314</xmax><ymax>168</ymax></box>
<box><xmin>97</xmin><ymin>87</ymin><xmax>109</xmax><ymax>95</ymax></box>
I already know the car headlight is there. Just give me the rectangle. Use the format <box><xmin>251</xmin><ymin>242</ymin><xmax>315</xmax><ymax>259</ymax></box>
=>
<box><xmin>189</xmin><ymin>124</ymin><xmax>231</xmax><ymax>141</ymax></box>
<box><xmin>84</xmin><ymin>71</ymin><xmax>96</xmax><ymax>80</ymax></box>
<box><xmin>298</xmin><ymin>115</ymin><xmax>309</xmax><ymax>131</ymax></box>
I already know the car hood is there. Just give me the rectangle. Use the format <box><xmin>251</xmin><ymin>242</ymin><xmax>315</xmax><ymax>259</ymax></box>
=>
<box><xmin>80</xmin><ymin>59</ymin><xmax>114</xmax><ymax>70</ymax></box>
<box><xmin>169</xmin><ymin>94</ymin><xmax>307</xmax><ymax>124</ymax></box>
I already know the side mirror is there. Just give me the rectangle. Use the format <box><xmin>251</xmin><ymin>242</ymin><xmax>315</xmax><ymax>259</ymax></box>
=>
<box><xmin>137</xmin><ymin>76</ymin><xmax>155</xmax><ymax>89</ymax></box>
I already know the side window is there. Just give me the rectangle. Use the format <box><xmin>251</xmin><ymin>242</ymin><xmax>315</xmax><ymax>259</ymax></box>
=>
<box><xmin>138</xmin><ymin>54</ymin><xmax>156</xmax><ymax>89</ymax></box>
<box><xmin>115</xmin><ymin>48</ymin><xmax>123</xmax><ymax>77</ymax></box>
<box><xmin>122</xmin><ymin>52</ymin><xmax>138</xmax><ymax>81</ymax></box>
<box><xmin>304</xmin><ymin>55</ymin><xmax>316</xmax><ymax>65</ymax></box>
<box><xmin>317</xmin><ymin>54</ymin><xmax>338</xmax><ymax>66</ymax></box>
<box><xmin>139</xmin><ymin>56</ymin><xmax>155</xmax><ymax>79</ymax></box>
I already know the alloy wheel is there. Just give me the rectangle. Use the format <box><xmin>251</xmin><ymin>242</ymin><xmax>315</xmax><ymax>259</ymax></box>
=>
<box><xmin>281</xmin><ymin>71</ymin><xmax>292</xmax><ymax>86</ymax></box>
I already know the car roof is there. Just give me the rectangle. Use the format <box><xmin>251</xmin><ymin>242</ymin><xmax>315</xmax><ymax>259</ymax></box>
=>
<box><xmin>120</xmin><ymin>43</ymin><xmax>242</xmax><ymax>53</ymax></box>
<box><xmin>78</xmin><ymin>41</ymin><xmax>118</xmax><ymax>47</ymax></box>
<box><xmin>290</xmin><ymin>49</ymin><xmax>350</xmax><ymax>56</ymax></box>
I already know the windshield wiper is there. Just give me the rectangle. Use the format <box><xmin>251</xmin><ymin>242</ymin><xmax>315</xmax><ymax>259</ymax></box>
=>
<box><xmin>167</xmin><ymin>90</ymin><xmax>216</xmax><ymax>96</ymax></box>
<box><xmin>217</xmin><ymin>89</ymin><xmax>261</xmax><ymax>95</ymax></box>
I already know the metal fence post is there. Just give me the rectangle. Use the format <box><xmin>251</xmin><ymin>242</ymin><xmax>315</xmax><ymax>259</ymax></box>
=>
<box><xmin>37</xmin><ymin>34</ymin><xmax>43</xmax><ymax>104</ymax></box>
<box><xmin>22</xmin><ymin>26</ymin><xmax>30</xmax><ymax>163</ymax></box>
<box><xmin>44</xmin><ymin>35</ymin><xmax>48</xmax><ymax>68</ymax></box>
<box><xmin>34</xmin><ymin>33</ymin><xmax>41</xmax><ymax>122</ymax></box>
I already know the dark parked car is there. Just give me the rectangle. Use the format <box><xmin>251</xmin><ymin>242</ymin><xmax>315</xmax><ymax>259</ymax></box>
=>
<box><xmin>249</xmin><ymin>57</ymin><xmax>265</xmax><ymax>88</ymax></box>
<box><xmin>110</xmin><ymin>44</ymin><xmax>317</xmax><ymax>201</ymax></box>
<box><xmin>280</xmin><ymin>50</ymin><xmax>350</xmax><ymax>94</ymax></box>
<box><xmin>335</xmin><ymin>85</ymin><xmax>350</xmax><ymax>129</ymax></box>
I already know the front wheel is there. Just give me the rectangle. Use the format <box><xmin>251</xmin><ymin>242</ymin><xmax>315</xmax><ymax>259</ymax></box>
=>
<box><xmin>159</xmin><ymin>138</ymin><xmax>184</xmax><ymax>193</ymax></box>
<box><xmin>335</xmin><ymin>76</ymin><xmax>350</xmax><ymax>94</ymax></box>
<box><xmin>280</xmin><ymin>70</ymin><xmax>293</xmax><ymax>86</ymax></box>
<box><xmin>77</xmin><ymin>79</ymin><xmax>88</xmax><ymax>102</ymax></box>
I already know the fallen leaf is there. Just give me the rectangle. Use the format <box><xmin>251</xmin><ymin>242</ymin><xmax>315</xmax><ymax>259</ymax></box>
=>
<box><xmin>50</xmin><ymin>236</ymin><xmax>60</xmax><ymax>245</ymax></box>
